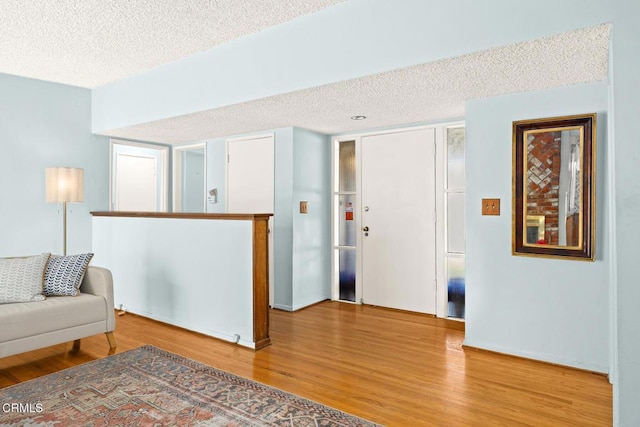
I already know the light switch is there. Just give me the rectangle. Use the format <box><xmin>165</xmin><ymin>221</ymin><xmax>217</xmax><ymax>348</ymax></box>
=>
<box><xmin>300</xmin><ymin>201</ymin><xmax>308</xmax><ymax>214</ymax></box>
<box><xmin>482</xmin><ymin>198</ymin><xmax>500</xmax><ymax>216</ymax></box>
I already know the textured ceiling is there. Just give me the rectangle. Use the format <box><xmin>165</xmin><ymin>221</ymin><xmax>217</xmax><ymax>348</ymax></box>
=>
<box><xmin>1</xmin><ymin>1</ymin><xmax>610</xmax><ymax>143</ymax></box>
<box><xmin>102</xmin><ymin>24</ymin><xmax>611</xmax><ymax>144</ymax></box>
<box><xmin>0</xmin><ymin>0</ymin><xmax>344</xmax><ymax>88</ymax></box>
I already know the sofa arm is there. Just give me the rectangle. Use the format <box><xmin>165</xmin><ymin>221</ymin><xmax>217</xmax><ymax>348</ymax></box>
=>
<box><xmin>80</xmin><ymin>266</ymin><xmax>115</xmax><ymax>332</ymax></box>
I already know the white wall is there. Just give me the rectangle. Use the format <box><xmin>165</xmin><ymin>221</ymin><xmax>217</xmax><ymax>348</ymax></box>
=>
<box><xmin>611</xmin><ymin>0</ymin><xmax>640</xmax><ymax>424</ymax></box>
<box><xmin>0</xmin><ymin>74</ymin><xmax>109</xmax><ymax>257</ymax></box>
<box><xmin>92</xmin><ymin>0</ymin><xmax>613</xmax><ymax>133</ymax></box>
<box><xmin>465</xmin><ymin>81</ymin><xmax>610</xmax><ymax>372</ymax></box>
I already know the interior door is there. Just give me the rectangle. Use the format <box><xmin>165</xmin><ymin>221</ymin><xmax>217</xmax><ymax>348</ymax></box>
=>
<box><xmin>227</xmin><ymin>135</ymin><xmax>274</xmax><ymax>213</ymax></box>
<box><xmin>361</xmin><ymin>128</ymin><xmax>436</xmax><ymax>314</ymax></box>
<box><xmin>115</xmin><ymin>153</ymin><xmax>157</xmax><ymax>211</ymax></box>
<box><xmin>111</xmin><ymin>140</ymin><xmax>167</xmax><ymax>212</ymax></box>
<box><xmin>227</xmin><ymin>134</ymin><xmax>275</xmax><ymax>306</ymax></box>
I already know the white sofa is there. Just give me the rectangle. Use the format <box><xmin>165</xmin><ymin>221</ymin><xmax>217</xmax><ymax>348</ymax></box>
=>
<box><xmin>0</xmin><ymin>266</ymin><xmax>116</xmax><ymax>358</ymax></box>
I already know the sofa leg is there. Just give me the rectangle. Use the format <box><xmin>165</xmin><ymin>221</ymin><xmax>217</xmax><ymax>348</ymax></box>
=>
<box><xmin>72</xmin><ymin>339</ymin><xmax>81</xmax><ymax>352</ymax></box>
<box><xmin>105</xmin><ymin>332</ymin><xmax>116</xmax><ymax>349</ymax></box>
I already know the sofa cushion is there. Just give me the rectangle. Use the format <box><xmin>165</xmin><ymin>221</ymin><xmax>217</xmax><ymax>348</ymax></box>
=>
<box><xmin>0</xmin><ymin>293</ymin><xmax>107</xmax><ymax>342</ymax></box>
<box><xmin>44</xmin><ymin>253</ymin><xmax>94</xmax><ymax>296</ymax></box>
<box><xmin>0</xmin><ymin>253</ymin><xmax>49</xmax><ymax>304</ymax></box>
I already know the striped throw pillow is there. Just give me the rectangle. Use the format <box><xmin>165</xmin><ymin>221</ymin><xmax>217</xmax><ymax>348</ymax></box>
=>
<box><xmin>43</xmin><ymin>253</ymin><xmax>94</xmax><ymax>296</ymax></box>
<box><xmin>0</xmin><ymin>253</ymin><xmax>50</xmax><ymax>303</ymax></box>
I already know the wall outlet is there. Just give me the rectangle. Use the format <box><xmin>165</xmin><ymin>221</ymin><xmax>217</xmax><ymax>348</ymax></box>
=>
<box><xmin>300</xmin><ymin>201</ymin><xmax>308</xmax><ymax>214</ymax></box>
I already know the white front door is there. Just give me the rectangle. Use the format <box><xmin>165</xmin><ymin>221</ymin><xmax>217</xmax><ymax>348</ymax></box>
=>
<box><xmin>226</xmin><ymin>134</ymin><xmax>275</xmax><ymax>306</ymax></box>
<box><xmin>360</xmin><ymin>128</ymin><xmax>437</xmax><ymax>314</ymax></box>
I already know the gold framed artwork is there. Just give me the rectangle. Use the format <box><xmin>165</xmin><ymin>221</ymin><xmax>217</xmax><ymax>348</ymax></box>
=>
<box><xmin>512</xmin><ymin>113</ymin><xmax>596</xmax><ymax>261</ymax></box>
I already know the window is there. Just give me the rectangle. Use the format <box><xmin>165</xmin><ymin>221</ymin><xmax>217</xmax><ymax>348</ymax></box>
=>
<box><xmin>445</xmin><ymin>127</ymin><xmax>465</xmax><ymax>319</ymax></box>
<box><xmin>334</xmin><ymin>140</ymin><xmax>357</xmax><ymax>302</ymax></box>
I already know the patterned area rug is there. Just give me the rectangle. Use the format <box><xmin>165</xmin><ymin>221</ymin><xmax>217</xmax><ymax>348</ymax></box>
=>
<box><xmin>0</xmin><ymin>345</ymin><xmax>380</xmax><ymax>426</ymax></box>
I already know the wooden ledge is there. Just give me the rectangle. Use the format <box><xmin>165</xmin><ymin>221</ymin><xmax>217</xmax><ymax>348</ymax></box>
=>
<box><xmin>91</xmin><ymin>211</ymin><xmax>272</xmax><ymax>221</ymax></box>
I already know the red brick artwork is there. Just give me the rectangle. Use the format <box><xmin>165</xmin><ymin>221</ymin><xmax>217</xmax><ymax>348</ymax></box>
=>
<box><xmin>526</xmin><ymin>131</ymin><xmax>561</xmax><ymax>245</ymax></box>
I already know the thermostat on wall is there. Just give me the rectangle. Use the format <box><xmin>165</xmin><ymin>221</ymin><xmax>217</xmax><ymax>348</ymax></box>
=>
<box><xmin>208</xmin><ymin>188</ymin><xmax>218</xmax><ymax>204</ymax></box>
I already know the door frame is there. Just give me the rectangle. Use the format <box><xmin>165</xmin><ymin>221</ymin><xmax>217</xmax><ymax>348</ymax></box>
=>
<box><xmin>331</xmin><ymin>121</ymin><xmax>464</xmax><ymax>319</ymax></box>
<box><xmin>110</xmin><ymin>139</ymin><xmax>169</xmax><ymax>212</ymax></box>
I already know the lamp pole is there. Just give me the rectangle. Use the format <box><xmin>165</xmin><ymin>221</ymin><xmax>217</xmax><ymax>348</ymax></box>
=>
<box><xmin>63</xmin><ymin>201</ymin><xmax>67</xmax><ymax>256</ymax></box>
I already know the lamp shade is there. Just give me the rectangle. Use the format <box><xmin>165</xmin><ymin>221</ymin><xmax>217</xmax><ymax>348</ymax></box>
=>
<box><xmin>45</xmin><ymin>167</ymin><xmax>84</xmax><ymax>203</ymax></box>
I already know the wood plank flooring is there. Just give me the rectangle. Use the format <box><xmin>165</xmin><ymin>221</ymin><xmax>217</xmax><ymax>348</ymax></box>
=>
<box><xmin>0</xmin><ymin>301</ymin><xmax>612</xmax><ymax>426</ymax></box>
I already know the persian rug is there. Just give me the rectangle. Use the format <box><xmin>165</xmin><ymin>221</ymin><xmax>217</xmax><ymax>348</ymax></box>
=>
<box><xmin>0</xmin><ymin>345</ymin><xmax>380</xmax><ymax>426</ymax></box>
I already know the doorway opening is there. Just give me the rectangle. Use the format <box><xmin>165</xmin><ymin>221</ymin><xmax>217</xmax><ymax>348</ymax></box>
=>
<box><xmin>173</xmin><ymin>143</ymin><xmax>206</xmax><ymax>213</ymax></box>
<box><xmin>110</xmin><ymin>139</ymin><xmax>168</xmax><ymax>212</ymax></box>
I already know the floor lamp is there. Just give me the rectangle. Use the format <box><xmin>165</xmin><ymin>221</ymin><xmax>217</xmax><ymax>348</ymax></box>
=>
<box><xmin>46</xmin><ymin>167</ymin><xmax>84</xmax><ymax>256</ymax></box>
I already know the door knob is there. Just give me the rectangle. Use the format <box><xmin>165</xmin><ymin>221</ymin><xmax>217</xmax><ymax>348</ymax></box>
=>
<box><xmin>363</xmin><ymin>226</ymin><xmax>369</xmax><ymax>232</ymax></box>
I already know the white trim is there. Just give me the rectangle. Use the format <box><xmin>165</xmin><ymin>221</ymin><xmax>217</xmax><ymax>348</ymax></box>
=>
<box><xmin>225</xmin><ymin>132</ymin><xmax>275</xmax><ymax>143</ymax></box>
<box><xmin>109</xmin><ymin>139</ymin><xmax>169</xmax><ymax>212</ymax></box>
<box><xmin>435</xmin><ymin>125</ymin><xmax>447</xmax><ymax>318</ymax></box>
<box><xmin>355</xmin><ymin>135</ymin><xmax>363</xmax><ymax>304</ymax></box>
<box><xmin>607</xmin><ymin>38</ymin><xmax>617</xmax><ymax>385</ymax></box>
<box><xmin>272</xmin><ymin>304</ymin><xmax>293</xmax><ymax>312</ymax></box>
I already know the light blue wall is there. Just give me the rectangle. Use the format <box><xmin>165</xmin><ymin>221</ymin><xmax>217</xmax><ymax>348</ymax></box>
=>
<box><xmin>611</xmin><ymin>0</ymin><xmax>640</xmax><ymax>424</ymax></box>
<box><xmin>206</xmin><ymin>127</ymin><xmax>331</xmax><ymax>311</ymax></box>
<box><xmin>465</xmin><ymin>81</ymin><xmax>610</xmax><ymax>372</ymax></box>
<box><xmin>291</xmin><ymin>128</ymin><xmax>332</xmax><ymax>309</ymax></box>
<box><xmin>273</xmin><ymin>128</ymin><xmax>295</xmax><ymax>309</ymax></box>
<box><xmin>86</xmin><ymin>0</ymin><xmax>640</xmax><ymax>421</ymax></box>
<box><xmin>183</xmin><ymin>149</ymin><xmax>205</xmax><ymax>212</ymax></box>
<box><xmin>207</xmin><ymin>128</ymin><xmax>302</xmax><ymax>308</ymax></box>
<box><xmin>93</xmin><ymin>216</ymin><xmax>257</xmax><ymax>347</ymax></box>
<box><xmin>92</xmin><ymin>0</ymin><xmax>613</xmax><ymax>133</ymax></box>
<box><xmin>205</xmin><ymin>136</ymin><xmax>227</xmax><ymax>214</ymax></box>
<box><xmin>0</xmin><ymin>74</ymin><xmax>109</xmax><ymax>257</ymax></box>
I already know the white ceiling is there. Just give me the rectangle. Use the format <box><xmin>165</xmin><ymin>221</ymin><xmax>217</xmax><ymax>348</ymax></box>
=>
<box><xmin>0</xmin><ymin>0</ymin><xmax>344</xmax><ymax>88</ymax></box>
<box><xmin>1</xmin><ymin>1</ymin><xmax>609</xmax><ymax>144</ymax></box>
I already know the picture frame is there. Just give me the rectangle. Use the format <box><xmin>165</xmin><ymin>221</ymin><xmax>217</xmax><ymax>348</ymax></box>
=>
<box><xmin>512</xmin><ymin>113</ymin><xmax>596</xmax><ymax>261</ymax></box>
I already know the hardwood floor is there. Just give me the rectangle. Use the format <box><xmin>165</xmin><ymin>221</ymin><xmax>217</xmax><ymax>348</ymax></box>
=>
<box><xmin>0</xmin><ymin>301</ymin><xmax>612</xmax><ymax>426</ymax></box>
